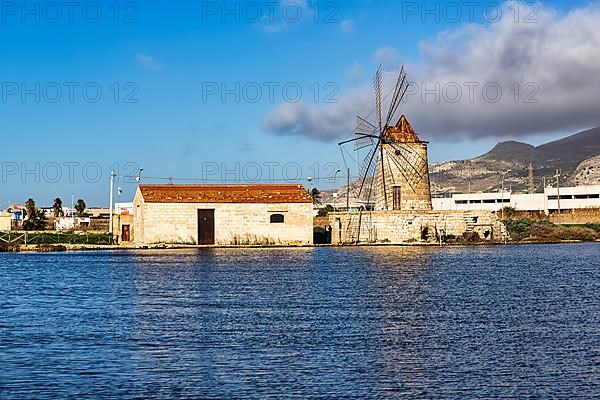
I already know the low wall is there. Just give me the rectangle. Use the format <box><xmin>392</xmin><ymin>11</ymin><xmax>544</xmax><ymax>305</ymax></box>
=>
<box><xmin>328</xmin><ymin>210</ymin><xmax>506</xmax><ymax>244</ymax></box>
<box><xmin>512</xmin><ymin>208</ymin><xmax>600</xmax><ymax>224</ymax></box>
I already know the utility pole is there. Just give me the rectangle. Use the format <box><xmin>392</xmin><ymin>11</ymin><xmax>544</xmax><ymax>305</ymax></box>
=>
<box><xmin>467</xmin><ymin>161</ymin><xmax>472</xmax><ymax>211</ymax></box>
<box><xmin>109</xmin><ymin>171</ymin><xmax>115</xmax><ymax>242</ymax></box>
<box><xmin>543</xmin><ymin>176</ymin><xmax>548</xmax><ymax>215</ymax></box>
<box><xmin>467</xmin><ymin>161</ymin><xmax>472</xmax><ymax>195</ymax></box>
<box><xmin>346</xmin><ymin>168</ymin><xmax>350</xmax><ymax>211</ymax></box>
<box><xmin>555</xmin><ymin>169</ymin><xmax>561</xmax><ymax>224</ymax></box>
<box><xmin>333</xmin><ymin>169</ymin><xmax>341</xmax><ymax>212</ymax></box>
<box><xmin>501</xmin><ymin>169</ymin><xmax>511</xmax><ymax>220</ymax></box>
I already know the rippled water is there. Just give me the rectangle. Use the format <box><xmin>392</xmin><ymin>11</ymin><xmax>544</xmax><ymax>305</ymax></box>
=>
<box><xmin>1</xmin><ymin>244</ymin><xmax>599</xmax><ymax>398</ymax></box>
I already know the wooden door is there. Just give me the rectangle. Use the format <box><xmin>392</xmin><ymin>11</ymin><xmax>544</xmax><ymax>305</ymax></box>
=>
<box><xmin>393</xmin><ymin>186</ymin><xmax>402</xmax><ymax>210</ymax></box>
<box><xmin>121</xmin><ymin>225</ymin><xmax>131</xmax><ymax>242</ymax></box>
<box><xmin>197</xmin><ymin>209</ymin><xmax>215</xmax><ymax>245</ymax></box>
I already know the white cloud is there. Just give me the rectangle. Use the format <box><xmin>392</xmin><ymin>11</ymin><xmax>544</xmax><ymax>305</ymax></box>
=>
<box><xmin>263</xmin><ymin>2</ymin><xmax>600</xmax><ymax>142</ymax></box>
<box><xmin>263</xmin><ymin>87</ymin><xmax>373</xmax><ymax>142</ymax></box>
<box><xmin>257</xmin><ymin>0</ymin><xmax>310</xmax><ymax>34</ymax></box>
<box><xmin>374</xmin><ymin>46</ymin><xmax>399</xmax><ymax>62</ymax></box>
<box><xmin>340</xmin><ymin>19</ymin><xmax>355</xmax><ymax>33</ymax></box>
<box><xmin>136</xmin><ymin>53</ymin><xmax>162</xmax><ymax>71</ymax></box>
<box><xmin>346</xmin><ymin>63</ymin><xmax>364</xmax><ymax>84</ymax></box>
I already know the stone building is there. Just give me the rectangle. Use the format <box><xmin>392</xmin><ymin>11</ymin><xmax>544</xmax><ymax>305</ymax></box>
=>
<box><xmin>133</xmin><ymin>184</ymin><xmax>313</xmax><ymax>246</ymax></box>
<box><xmin>0</xmin><ymin>211</ymin><xmax>11</xmax><ymax>231</ymax></box>
<box><xmin>330</xmin><ymin>115</ymin><xmax>507</xmax><ymax>244</ymax></box>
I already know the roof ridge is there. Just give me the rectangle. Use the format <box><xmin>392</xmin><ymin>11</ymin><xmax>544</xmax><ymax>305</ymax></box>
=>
<box><xmin>138</xmin><ymin>184</ymin><xmax>312</xmax><ymax>204</ymax></box>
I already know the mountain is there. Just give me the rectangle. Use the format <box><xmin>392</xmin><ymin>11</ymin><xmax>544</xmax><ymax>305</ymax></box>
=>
<box><xmin>430</xmin><ymin>127</ymin><xmax>600</xmax><ymax>194</ymax></box>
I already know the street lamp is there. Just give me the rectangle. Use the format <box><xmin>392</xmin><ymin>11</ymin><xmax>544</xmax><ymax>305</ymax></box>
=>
<box><xmin>137</xmin><ymin>167</ymin><xmax>144</xmax><ymax>182</ymax></box>
<box><xmin>333</xmin><ymin>169</ymin><xmax>341</xmax><ymax>211</ymax></box>
<box><xmin>500</xmin><ymin>169</ymin><xmax>512</xmax><ymax>220</ymax></box>
<box><xmin>554</xmin><ymin>169</ymin><xmax>562</xmax><ymax>224</ymax></box>
<box><xmin>109</xmin><ymin>171</ymin><xmax>117</xmax><ymax>241</ymax></box>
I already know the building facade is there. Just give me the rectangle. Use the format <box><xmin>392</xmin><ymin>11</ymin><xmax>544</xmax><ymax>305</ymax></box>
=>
<box><xmin>432</xmin><ymin>184</ymin><xmax>600</xmax><ymax>213</ymax></box>
<box><xmin>133</xmin><ymin>184</ymin><xmax>313</xmax><ymax>246</ymax></box>
<box><xmin>0</xmin><ymin>212</ymin><xmax>11</xmax><ymax>231</ymax></box>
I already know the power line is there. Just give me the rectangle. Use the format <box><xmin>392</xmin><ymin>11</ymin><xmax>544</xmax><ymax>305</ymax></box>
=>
<box><xmin>120</xmin><ymin>175</ymin><xmax>362</xmax><ymax>184</ymax></box>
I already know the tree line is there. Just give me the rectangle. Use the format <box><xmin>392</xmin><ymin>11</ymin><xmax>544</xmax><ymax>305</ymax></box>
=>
<box><xmin>13</xmin><ymin>197</ymin><xmax>87</xmax><ymax>231</ymax></box>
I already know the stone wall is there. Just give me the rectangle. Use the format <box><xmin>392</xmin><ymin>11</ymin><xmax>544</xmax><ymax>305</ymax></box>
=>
<box><xmin>374</xmin><ymin>143</ymin><xmax>433</xmax><ymax>211</ymax></box>
<box><xmin>0</xmin><ymin>214</ymin><xmax>11</xmax><ymax>231</ymax></box>
<box><xmin>133</xmin><ymin>194</ymin><xmax>313</xmax><ymax>245</ymax></box>
<box><xmin>329</xmin><ymin>210</ymin><xmax>506</xmax><ymax>244</ymax></box>
<box><xmin>513</xmin><ymin>208</ymin><xmax>600</xmax><ymax>224</ymax></box>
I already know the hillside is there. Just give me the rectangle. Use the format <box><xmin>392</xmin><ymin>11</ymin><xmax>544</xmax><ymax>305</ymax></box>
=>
<box><xmin>322</xmin><ymin>127</ymin><xmax>600</xmax><ymax>203</ymax></box>
<box><xmin>430</xmin><ymin>127</ymin><xmax>600</xmax><ymax>193</ymax></box>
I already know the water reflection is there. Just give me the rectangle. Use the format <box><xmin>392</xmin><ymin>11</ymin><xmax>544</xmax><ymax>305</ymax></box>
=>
<box><xmin>1</xmin><ymin>244</ymin><xmax>599</xmax><ymax>398</ymax></box>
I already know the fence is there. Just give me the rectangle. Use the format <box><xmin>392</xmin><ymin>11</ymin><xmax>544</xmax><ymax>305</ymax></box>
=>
<box><xmin>0</xmin><ymin>231</ymin><xmax>112</xmax><ymax>246</ymax></box>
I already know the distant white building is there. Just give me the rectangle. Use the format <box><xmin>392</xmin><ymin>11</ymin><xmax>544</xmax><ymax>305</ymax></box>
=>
<box><xmin>114</xmin><ymin>202</ymin><xmax>133</xmax><ymax>215</ymax></box>
<box><xmin>432</xmin><ymin>184</ymin><xmax>600</xmax><ymax>213</ymax></box>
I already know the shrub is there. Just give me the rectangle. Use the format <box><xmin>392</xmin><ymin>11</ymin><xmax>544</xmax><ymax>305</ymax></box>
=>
<box><xmin>506</xmin><ymin>218</ymin><xmax>599</xmax><ymax>242</ymax></box>
<box><xmin>501</xmin><ymin>206</ymin><xmax>517</xmax><ymax>221</ymax></box>
<box><xmin>461</xmin><ymin>231</ymin><xmax>481</xmax><ymax>242</ymax></box>
<box><xmin>0</xmin><ymin>243</ymin><xmax>19</xmax><ymax>252</ymax></box>
<box><xmin>317</xmin><ymin>205</ymin><xmax>334</xmax><ymax>217</ymax></box>
<box><xmin>35</xmin><ymin>244</ymin><xmax>67</xmax><ymax>252</ymax></box>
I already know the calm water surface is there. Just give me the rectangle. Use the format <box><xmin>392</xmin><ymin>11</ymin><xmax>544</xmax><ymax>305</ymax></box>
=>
<box><xmin>1</xmin><ymin>244</ymin><xmax>599</xmax><ymax>398</ymax></box>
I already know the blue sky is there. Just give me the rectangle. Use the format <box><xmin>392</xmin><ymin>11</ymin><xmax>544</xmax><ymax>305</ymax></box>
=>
<box><xmin>1</xmin><ymin>0</ymin><xmax>598</xmax><ymax>206</ymax></box>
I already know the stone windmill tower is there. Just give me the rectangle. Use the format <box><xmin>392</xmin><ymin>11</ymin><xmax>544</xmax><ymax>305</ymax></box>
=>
<box><xmin>374</xmin><ymin>115</ymin><xmax>432</xmax><ymax>210</ymax></box>
<box><xmin>340</xmin><ymin>66</ymin><xmax>432</xmax><ymax>212</ymax></box>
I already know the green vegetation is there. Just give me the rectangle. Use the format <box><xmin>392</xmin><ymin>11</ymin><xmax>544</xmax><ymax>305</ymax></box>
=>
<box><xmin>309</xmin><ymin>188</ymin><xmax>322</xmax><ymax>205</ymax></box>
<box><xmin>22</xmin><ymin>198</ymin><xmax>47</xmax><ymax>231</ymax></box>
<box><xmin>317</xmin><ymin>205</ymin><xmax>334</xmax><ymax>217</ymax></box>
<box><xmin>0</xmin><ymin>231</ymin><xmax>112</xmax><ymax>246</ymax></box>
<box><xmin>52</xmin><ymin>198</ymin><xmax>64</xmax><ymax>217</ymax></box>
<box><xmin>75</xmin><ymin>199</ymin><xmax>86</xmax><ymax>217</ymax></box>
<box><xmin>500</xmin><ymin>206</ymin><xmax>517</xmax><ymax>220</ymax></box>
<box><xmin>443</xmin><ymin>232</ymin><xmax>483</xmax><ymax>244</ymax></box>
<box><xmin>0</xmin><ymin>242</ymin><xmax>20</xmax><ymax>252</ymax></box>
<box><xmin>504</xmin><ymin>218</ymin><xmax>600</xmax><ymax>242</ymax></box>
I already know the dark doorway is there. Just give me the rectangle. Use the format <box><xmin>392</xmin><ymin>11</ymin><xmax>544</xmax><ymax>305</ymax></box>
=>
<box><xmin>393</xmin><ymin>186</ymin><xmax>402</xmax><ymax>210</ymax></box>
<box><xmin>121</xmin><ymin>225</ymin><xmax>131</xmax><ymax>242</ymax></box>
<box><xmin>197</xmin><ymin>209</ymin><xmax>215</xmax><ymax>245</ymax></box>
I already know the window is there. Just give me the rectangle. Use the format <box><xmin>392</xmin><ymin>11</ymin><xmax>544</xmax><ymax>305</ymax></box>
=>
<box><xmin>483</xmin><ymin>199</ymin><xmax>496</xmax><ymax>204</ymax></box>
<box><xmin>393</xmin><ymin>186</ymin><xmax>401</xmax><ymax>210</ymax></box>
<box><xmin>455</xmin><ymin>200</ymin><xmax>468</xmax><ymax>205</ymax></box>
<box><xmin>270</xmin><ymin>214</ymin><xmax>285</xmax><ymax>224</ymax></box>
<box><xmin>574</xmin><ymin>194</ymin><xmax>600</xmax><ymax>199</ymax></box>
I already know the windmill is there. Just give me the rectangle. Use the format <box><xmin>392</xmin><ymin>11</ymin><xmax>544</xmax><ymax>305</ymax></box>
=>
<box><xmin>338</xmin><ymin>66</ymin><xmax>432</xmax><ymax>241</ymax></box>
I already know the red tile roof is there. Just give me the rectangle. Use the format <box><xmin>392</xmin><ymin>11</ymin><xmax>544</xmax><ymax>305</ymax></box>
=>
<box><xmin>138</xmin><ymin>184</ymin><xmax>313</xmax><ymax>204</ymax></box>
<box><xmin>384</xmin><ymin>115</ymin><xmax>422</xmax><ymax>143</ymax></box>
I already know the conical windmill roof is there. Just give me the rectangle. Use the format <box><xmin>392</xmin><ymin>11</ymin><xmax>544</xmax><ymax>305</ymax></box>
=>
<box><xmin>384</xmin><ymin>115</ymin><xmax>422</xmax><ymax>143</ymax></box>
